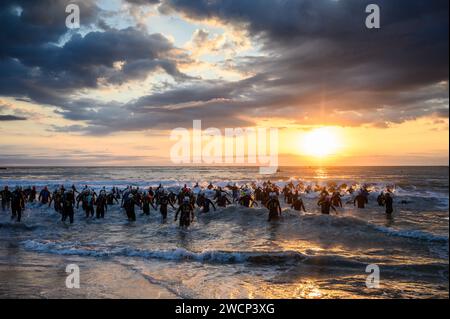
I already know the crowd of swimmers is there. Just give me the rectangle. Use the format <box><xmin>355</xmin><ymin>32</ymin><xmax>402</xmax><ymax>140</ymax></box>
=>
<box><xmin>0</xmin><ymin>181</ymin><xmax>395</xmax><ymax>228</ymax></box>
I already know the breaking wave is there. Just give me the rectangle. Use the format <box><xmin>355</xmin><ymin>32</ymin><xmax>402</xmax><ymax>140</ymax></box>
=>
<box><xmin>22</xmin><ymin>239</ymin><xmax>307</xmax><ymax>264</ymax></box>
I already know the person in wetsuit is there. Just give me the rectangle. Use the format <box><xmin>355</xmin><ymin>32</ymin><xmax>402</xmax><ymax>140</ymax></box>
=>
<box><xmin>231</xmin><ymin>185</ymin><xmax>240</xmax><ymax>203</ymax></box>
<box><xmin>157</xmin><ymin>191</ymin><xmax>175</xmax><ymax>221</ymax></box>
<box><xmin>28</xmin><ymin>186</ymin><xmax>37</xmax><ymax>203</ymax></box>
<box><xmin>142</xmin><ymin>192</ymin><xmax>156</xmax><ymax>216</ymax></box>
<box><xmin>106</xmin><ymin>191</ymin><xmax>119</xmax><ymax>205</ymax></box>
<box><xmin>216</xmin><ymin>193</ymin><xmax>231</xmax><ymax>208</ymax></box>
<box><xmin>95</xmin><ymin>192</ymin><xmax>108</xmax><ymax>219</ymax></box>
<box><xmin>318</xmin><ymin>196</ymin><xmax>336</xmax><ymax>215</ymax></box>
<box><xmin>0</xmin><ymin>186</ymin><xmax>12</xmax><ymax>212</ymax></box>
<box><xmin>331</xmin><ymin>192</ymin><xmax>343</xmax><ymax>208</ymax></box>
<box><xmin>199</xmin><ymin>195</ymin><xmax>216</xmax><ymax>213</ymax></box>
<box><xmin>123</xmin><ymin>194</ymin><xmax>139</xmax><ymax>222</ymax></box>
<box><xmin>354</xmin><ymin>192</ymin><xmax>369</xmax><ymax>209</ymax></box>
<box><xmin>254</xmin><ymin>187</ymin><xmax>263</xmax><ymax>202</ymax></box>
<box><xmin>286</xmin><ymin>191</ymin><xmax>294</xmax><ymax>205</ymax></box>
<box><xmin>175</xmin><ymin>197</ymin><xmax>195</xmax><ymax>229</ymax></box>
<box><xmin>168</xmin><ymin>191</ymin><xmax>177</xmax><ymax>206</ymax></box>
<box><xmin>377</xmin><ymin>192</ymin><xmax>385</xmax><ymax>207</ymax></box>
<box><xmin>384</xmin><ymin>193</ymin><xmax>394</xmax><ymax>216</ymax></box>
<box><xmin>77</xmin><ymin>190</ymin><xmax>95</xmax><ymax>218</ymax></box>
<box><xmin>282</xmin><ymin>186</ymin><xmax>290</xmax><ymax>203</ymax></box>
<box><xmin>266</xmin><ymin>194</ymin><xmax>282</xmax><ymax>222</ymax></box>
<box><xmin>239</xmin><ymin>192</ymin><xmax>258</xmax><ymax>208</ymax></box>
<box><xmin>49</xmin><ymin>189</ymin><xmax>63</xmax><ymax>213</ymax></box>
<box><xmin>39</xmin><ymin>186</ymin><xmax>51</xmax><ymax>205</ymax></box>
<box><xmin>196</xmin><ymin>192</ymin><xmax>205</xmax><ymax>208</ymax></box>
<box><xmin>62</xmin><ymin>190</ymin><xmax>75</xmax><ymax>224</ymax></box>
<box><xmin>11</xmin><ymin>187</ymin><xmax>25</xmax><ymax>222</ymax></box>
<box><xmin>214</xmin><ymin>187</ymin><xmax>230</xmax><ymax>202</ymax></box>
<box><xmin>291</xmin><ymin>196</ymin><xmax>307</xmax><ymax>212</ymax></box>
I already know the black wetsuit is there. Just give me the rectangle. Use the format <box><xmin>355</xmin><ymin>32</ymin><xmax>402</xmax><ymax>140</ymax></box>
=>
<box><xmin>142</xmin><ymin>196</ymin><xmax>155</xmax><ymax>216</ymax></box>
<box><xmin>51</xmin><ymin>191</ymin><xmax>62</xmax><ymax>213</ymax></box>
<box><xmin>385</xmin><ymin>196</ymin><xmax>394</xmax><ymax>215</ymax></box>
<box><xmin>176</xmin><ymin>203</ymin><xmax>194</xmax><ymax>228</ymax></box>
<box><xmin>201</xmin><ymin>198</ymin><xmax>215</xmax><ymax>213</ymax></box>
<box><xmin>62</xmin><ymin>192</ymin><xmax>75</xmax><ymax>224</ymax></box>
<box><xmin>254</xmin><ymin>188</ymin><xmax>262</xmax><ymax>202</ymax></box>
<box><xmin>196</xmin><ymin>195</ymin><xmax>205</xmax><ymax>208</ymax></box>
<box><xmin>282</xmin><ymin>188</ymin><xmax>290</xmax><ymax>202</ymax></box>
<box><xmin>292</xmin><ymin>199</ymin><xmax>306</xmax><ymax>212</ymax></box>
<box><xmin>331</xmin><ymin>194</ymin><xmax>342</xmax><ymax>208</ymax></box>
<box><xmin>286</xmin><ymin>193</ymin><xmax>293</xmax><ymax>204</ymax></box>
<box><xmin>107</xmin><ymin>193</ymin><xmax>118</xmax><ymax>205</ymax></box>
<box><xmin>377</xmin><ymin>194</ymin><xmax>385</xmax><ymax>206</ymax></box>
<box><xmin>158</xmin><ymin>196</ymin><xmax>173</xmax><ymax>220</ymax></box>
<box><xmin>177</xmin><ymin>192</ymin><xmax>185</xmax><ymax>206</ymax></box>
<box><xmin>96</xmin><ymin>195</ymin><xmax>108</xmax><ymax>219</ymax></box>
<box><xmin>39</xmin><ymin>189</ymin><xmax>51</xmax><ymax>205</ymax></box>
<box><xmin>318</xmin><ymin>199</ymin><xmax>335</xmax><ymax>215</ymax></box>
<box><xmin>81</xmin><ymin>195</ymin><xmax>95</xmax><ymax>218</ymax></box>
<box><xmin>124</xmin><ymin>197</ymin><xmax>137</xmax><ymax>221</ymax></box>
<box><xmin>0</xmin><ymin>189</ymin><xmax>12</xmax><ymax>211</ymax></box>
<box><xmin>216</xmin><ymin>195</ymin><xmax>231</xmax><ymax>208</ymax></box>
<box><xmin>11</xmin><ymin>190</ymin><xmax>25</xmax><ymax>222</ymax></box>
<box><xmin>267</xmin><ymin>198</ymin><xmax>281</xmax><ymax>221</ymax></box>
<box><xmin>354</xmin><ymin>194</ymin><xmax>368</xmax><ymax>209</ymax></box>
<box><xmin>29</xmin><ymin>188</ymin><xmax>36</xmax><ymax>202</ymax></box>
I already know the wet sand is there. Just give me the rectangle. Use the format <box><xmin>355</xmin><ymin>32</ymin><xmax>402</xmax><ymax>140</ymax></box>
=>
<box><xmin>0</xmin><ymin>242</ymin><xmax>178</xmax><ymax>299</ymax></box>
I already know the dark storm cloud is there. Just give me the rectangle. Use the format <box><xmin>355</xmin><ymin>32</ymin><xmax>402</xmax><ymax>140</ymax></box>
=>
<box><xmin>0</xmin><ymin>0</ymin><xmax>99</xmax><ymax>57</ymax></box>
<box><xmin>0</xmin><ymin>0</ymin><xmax>189</xmax><ymax>109</ymax></box>
<box><xmin>154</xmin><ymin>0</ymin><xmax>449</xmax><ymax>124</ymax></box>
<box><xmin>51</xmin><ymin>96</ymin><xmax>254</xmax><ymax>135</ymax></box>
<box><xmin>0</xmin><ymin>115</ymin><xmax>27</xmax><ymax>121</ymax></box>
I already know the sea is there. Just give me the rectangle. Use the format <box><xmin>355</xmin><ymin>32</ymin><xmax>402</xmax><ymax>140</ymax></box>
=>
<box><xmin>0</xmin><ymin>166</ymin><xmax>448</xmax><ymax>299</ymax></box>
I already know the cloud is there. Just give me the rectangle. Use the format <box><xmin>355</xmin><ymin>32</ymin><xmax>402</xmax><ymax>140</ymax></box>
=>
<box><xmin>125</xmin><ymin>0</ymin><xmax>161</xmax><ymax>5</ymax></box>
<box><xmin>0</xmin><ymin>0</ymin><xmax>190</xmax><ymax>109</ymax></box>
<box><xmin>0</xmin><ymin>115</ymin><xmax>27</xmax><ymax>121</ymax></box>
<box><xmin>0</xmin><ymin>0</ymin><xmax>448</xmax><ymax>135</ymax></box>
<box><xmin>0</xmin><ymin>100</ymin><xmax>34</xmax><ymax>121</ymax></box>
<box><xmin>186</xmin><ymin>28</ymin><xmax>251</xmax><ymax>59</ymax></box>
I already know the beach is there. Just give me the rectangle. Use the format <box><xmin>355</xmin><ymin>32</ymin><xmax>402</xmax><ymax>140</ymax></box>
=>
<box><xmin>0</xmin><ymin>166</ymin><xmax>448</xmax><ymax>299</ymax></box>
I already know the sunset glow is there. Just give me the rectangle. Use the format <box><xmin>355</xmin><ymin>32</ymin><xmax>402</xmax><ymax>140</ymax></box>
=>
<box><xmin>301</xmin><ymin>127</ymin><xmax>343</xmax><ymax>158</ymax></box>
<box><xmin>0</xmin><ymin>0</ymin><xmax>447</xmax><ymax>167</ymax></box>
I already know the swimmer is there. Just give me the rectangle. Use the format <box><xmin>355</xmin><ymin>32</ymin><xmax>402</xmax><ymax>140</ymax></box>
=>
<box><xmin>266</xmin><ymin>193</ymin><xmax>282</xmax><ymax>221</ymax></box>
<box><xmin>318</xmin><ymin>195</ymin><xmax>336</xmax><ymax>215</ymax></box>
<box><xmin>174</xmin><ymin>197</ymin><xmax>195</xmax><ymax>229</ymax></box>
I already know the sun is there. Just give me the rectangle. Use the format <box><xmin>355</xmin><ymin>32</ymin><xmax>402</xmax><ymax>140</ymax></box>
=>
<box><xmin>301</xmin><ymin>127</ymin><xmax>342</xmax><ymax>158</ymax></box>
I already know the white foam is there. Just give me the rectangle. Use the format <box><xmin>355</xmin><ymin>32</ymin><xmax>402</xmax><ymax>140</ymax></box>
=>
<box><xmin>373</xmin><ymin>226</ymin><xmax>449</xmax><ymax>243</ymax></box>
<box><xmin>21</xmin><ymin>240</ymin><xmax>305</xmax><ymax>264</ymax></box>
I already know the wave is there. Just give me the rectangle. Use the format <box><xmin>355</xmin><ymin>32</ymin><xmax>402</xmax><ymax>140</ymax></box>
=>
<box><xmin>21</xmin><ymin>240</ymin><xmax>448</xmax><ymax>278</ymax></box>
<box><xmin>0</xmin><ymin>222</ymin><xmax>38</xmax><ymax>231</ymax></box>
<box><xmin>22</xmin><ymin>240</ymin><xmax>307</xmax><ymax>264</ymax></box>
<box><xmin>19</xmin><ymin>239</ymin><xmax>370</xmax><ymax>269</ymax></box>
<box><xmin>373</xmin><ymin>226</ymin><xmax>449</xmax><ymax>243</ymax></box>
<box><xmin>293</xmin><ymin>213</ymin><xmax>449</xmax><ymax>243</ymax></box>
<box><xmin>1</xmin><ymin>178</ymin><xmax>448</xmax><ymax>201</ymax></box>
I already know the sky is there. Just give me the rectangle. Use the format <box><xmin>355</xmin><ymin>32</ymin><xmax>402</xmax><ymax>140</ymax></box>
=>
<box><xmin>0</xmin><ymin>0</ymin><xmax>448</xmax><ymax>167</ymax></box>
